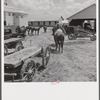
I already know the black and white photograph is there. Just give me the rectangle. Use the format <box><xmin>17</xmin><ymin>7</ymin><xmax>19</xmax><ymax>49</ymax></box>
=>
<box><xmin>4</xmin><ymin>0</ymin><xmax>97</xmax><ymax>82</ymax></box>
<box><xmin>2</xmin><ymin>0</ymin><xmax>99</xmax><ymax>100</ymax></box>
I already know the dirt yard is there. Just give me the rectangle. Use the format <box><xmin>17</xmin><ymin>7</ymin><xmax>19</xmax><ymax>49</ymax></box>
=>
<box><xmin>22</xmin><ymin>27</ymin><xmax>96</xmax><ymax>82</ymax></box>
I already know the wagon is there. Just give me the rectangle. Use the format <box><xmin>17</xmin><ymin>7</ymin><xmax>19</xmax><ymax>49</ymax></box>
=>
<box><xmin>4</xmin><ymin>25</ymin><xmax>17</xmax><ymax>39</ymax></box>
<box><xmin>4</xmin><ymin>38</ymin><xmax>24</xmax><ymax>56</ymax></box>
<box><xmin>4</xmin><ymin>25</ymin><xmax>26</xmax><ymax>40</ymax></box>
<box><xmin>4</xmin><ymin>45</ymin><xmax>51</xmax><ymax>82</ymax></box>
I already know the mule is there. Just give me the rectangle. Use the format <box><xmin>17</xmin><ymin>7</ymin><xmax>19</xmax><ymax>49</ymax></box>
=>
<box><xmin>26</xmin><ymin>26</ymin><xmax>32</xmax><ymax>35</ymax></box>
<box><xmin>34</xmin><ymin>27</ymin><xmax>40</xmax><ymax>35</ymax></box>
<box><xmin>30</xmin><ymin>27</ymin><xmax>35</xmax><ymax>35</ymax></box>
<box><xmin>52</xmin><ymin>25</ymin><xmax>66</xmax><ymax>35</ymax></box>
<box><xmin>53</xmin><ymin>28</ymin><xmax>65</xmax><ymax>53</ymax></box>
<box><xmin>28</xmin><ymin>26</ymin><xmax>40</xmax><ymax>35</ymax></box>
<box><xmin>52</xmin><ymin>26</ymin><xmax>58</xmax><ymax>35</ymax></box>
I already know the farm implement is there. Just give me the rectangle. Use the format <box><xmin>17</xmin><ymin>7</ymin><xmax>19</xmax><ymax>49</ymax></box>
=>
<box><xmin>4</xmin><ymin>45</ymin><xmax>51</xmax><ymax>82</ymax></box>
<box><xmin>67</xmin><ymin>26</ymin><xmax>96</xmax><ymax>41</ymax></box>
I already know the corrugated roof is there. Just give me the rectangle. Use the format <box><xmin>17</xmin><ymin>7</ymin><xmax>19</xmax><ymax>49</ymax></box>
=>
<box><xmin>4</xmin><ymin>6</ymin><xmax>28</xmax><ymax>15</ymax></box>
<box><xmin>67</xmin><ymin>3</ymin><xmax>96</xmax><ymax>20</ymax></box>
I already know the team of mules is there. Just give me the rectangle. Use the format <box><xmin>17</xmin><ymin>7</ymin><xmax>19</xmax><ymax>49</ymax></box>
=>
<box><xmin>16</xmin><ymin>26</ymin><xmax>41</xmax><ymax>36</ymax></box>
<box><xmin>26</xmin><ymin>26</ymin><xmax>41</xmax><ymax>35</ymax></box>
<box><xmin>16</xmin><ymin>25</ymin><xmax>48</xmax><ymax>37</ymax></box>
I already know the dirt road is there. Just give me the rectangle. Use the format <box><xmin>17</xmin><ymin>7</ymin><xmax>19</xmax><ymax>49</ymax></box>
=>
<box><xmin>23</xmin><ymin>28</ymin><xmax>96</xmax><ymax>82</ymax></box>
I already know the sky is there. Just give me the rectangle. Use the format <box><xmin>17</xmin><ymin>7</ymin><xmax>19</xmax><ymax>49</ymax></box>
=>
<box><xmin>6</xmin><ymin>0</ymin><xmax>96</xmax><ymax>21</ymax></box>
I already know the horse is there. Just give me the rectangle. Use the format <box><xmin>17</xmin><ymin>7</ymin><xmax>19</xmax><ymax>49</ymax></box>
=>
<box><xmin>53</xmin><ymin>28</ymin><xmax>65</xmax><ymax>53</ymax></box>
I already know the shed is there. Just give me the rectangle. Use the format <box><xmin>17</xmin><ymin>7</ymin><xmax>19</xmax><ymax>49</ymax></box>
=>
<box><xmin>29</xmin><ymin>16</ymin><xmax>64</xmax><ymax>27</ymax></box>
<box><xmin>67</xmin><ymin>3</ymin><xmax>96</xmax><ymax>31</ymax></box>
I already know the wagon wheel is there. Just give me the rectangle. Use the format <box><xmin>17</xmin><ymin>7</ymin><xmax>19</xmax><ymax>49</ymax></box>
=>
<box><xmin>68</xmin><ymin>34</ymin><xmax>74</xmax><ymax>40</ymax></box>
<box><xmin>90</xmin><ymin>35</ymin><xmax>96</xmax><ymax>41</ymax></box>
<box><xmin>42</xmin><ymin>46</ymin><xmax>51</xmax><ymax>67</ymax></box>
<box><xmin>74</xmin><ymin>32</ymin><xmax>78</xmax><ymax>39</ymax></box>
<box><xmin>15</xmin><ymin>41</ymin><xmax>24</xmax><ymax>52</ymax></box>
<box><xmin>4</xmin><ymin>45</ymin><xmax>8</xmax><ymax>56</ymax></box>
<box><xmin>20</xmin><ymin>59</ymin><xmax>36</xmax><ymax>82</ymax></box>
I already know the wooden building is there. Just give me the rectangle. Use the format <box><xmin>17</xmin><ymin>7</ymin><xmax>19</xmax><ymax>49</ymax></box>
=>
<box><xmin>67</xmin><ymin>3</ymin><xmax>96</xmax><ymax>31</ymax></box>
<box><xmin>4</xmin><ymin>6</ymin><xmax>28</xmax><ymax>27</ymax></box>
<box><xmin>28</xmin><ymin>16</ymin><xmax>64</xmax><ymax>27</ymax></box>
<box><xmin>4</xmin><ymin>0</ymin><xmax>28</xmax><ymax>27</ymax></box>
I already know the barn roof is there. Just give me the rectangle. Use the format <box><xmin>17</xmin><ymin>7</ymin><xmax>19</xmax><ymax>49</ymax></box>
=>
<box><xmin>67</xmin><ymin>3</ymin><xmax>96</xmax><ymax>20</ymax></box>
<box><xmin>4</xmin><ymin>6</ymin><xmax>28</xmax><ymax>15</ymax></box>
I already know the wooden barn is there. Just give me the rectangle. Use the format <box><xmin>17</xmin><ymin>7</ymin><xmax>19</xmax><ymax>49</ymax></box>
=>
<box><xmin>67</xmin><ymin>3</ymin><xmax>96</xmax><ymax>32</ymax></box>
<box><xmin>28</xmin><ymin>16</ymin><xmax>64</xmax><ymax>27</ymax></box>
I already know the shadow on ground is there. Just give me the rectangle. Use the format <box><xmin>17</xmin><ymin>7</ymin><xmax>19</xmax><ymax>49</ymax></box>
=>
<box><xmin>64</xmin><ymin>39</ymin><xmax>92</xmax><ymax>46</ymax></box>
<box><xmin>49</xmin><ymin>44</ymin><xmax>61</xmax><ymax>54</ymax></box>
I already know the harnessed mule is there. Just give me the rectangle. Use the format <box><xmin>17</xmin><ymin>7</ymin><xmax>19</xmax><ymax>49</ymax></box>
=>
<box><xmin>53</xmin><ymin>28</ymin><xmax>65</xmax><ymax>53</ymax></box>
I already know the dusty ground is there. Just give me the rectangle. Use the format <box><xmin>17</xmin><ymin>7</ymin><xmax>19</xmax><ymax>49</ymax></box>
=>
<box><xmin>17</xmin><ymin>28</ymin><xmax>97</xmax><ymax>82</ymax></box>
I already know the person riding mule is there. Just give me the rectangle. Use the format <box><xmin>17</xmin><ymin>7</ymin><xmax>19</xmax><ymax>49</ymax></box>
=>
<box><xmin>53</xmin><ymin>24</ymin><xmax>65</xmax><ymax>53</ymax></box>
<box><xmin>52</xmin><ymin>24</ymin><xmax>66</xmax><ymax>35</ymax></box>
